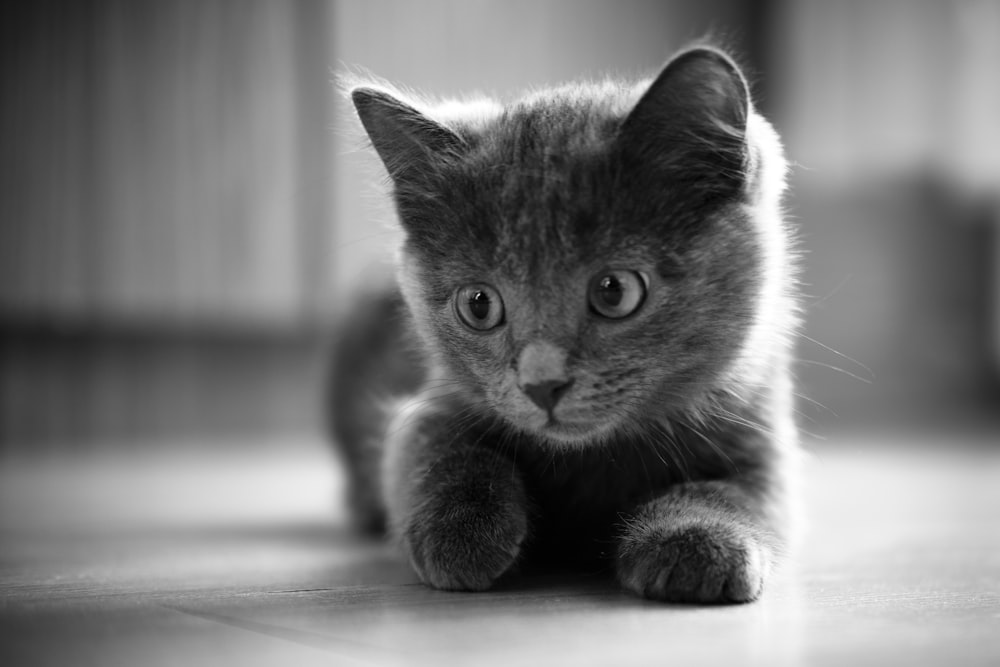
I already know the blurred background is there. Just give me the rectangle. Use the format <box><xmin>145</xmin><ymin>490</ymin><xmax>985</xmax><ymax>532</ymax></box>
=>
<box><xmin>1</xmin><ymin>0</ymin><xmax>998</xmax><ymax>469</ymax></box>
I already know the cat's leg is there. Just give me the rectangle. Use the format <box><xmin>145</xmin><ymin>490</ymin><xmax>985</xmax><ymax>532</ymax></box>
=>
<box><xmin>615</xmin><ymin>477</ymin><xmax>784</xmax><ymax>604</ymax></box>
<box><xmin>382</xmin><ymin>398</ymin><xmax>529</xmax><ymax>591</ymax></box>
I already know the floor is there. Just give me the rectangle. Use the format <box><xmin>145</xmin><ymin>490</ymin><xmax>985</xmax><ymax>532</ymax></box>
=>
<box><xmin>1</xmin><ymin>433</ymin><xmax>998</xmax><ymax>667</ymax></box>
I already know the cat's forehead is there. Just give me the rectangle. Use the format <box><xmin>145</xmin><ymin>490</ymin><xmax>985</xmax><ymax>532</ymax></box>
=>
<box><xmin>440</xmin><ymin>100</ymin><xmax>627</xmax><ymax>270</ymax></box>
<box><xmin>488</xmin><ymin>94</ymin><xmax>625</xmax><ymax>162</ymax></box>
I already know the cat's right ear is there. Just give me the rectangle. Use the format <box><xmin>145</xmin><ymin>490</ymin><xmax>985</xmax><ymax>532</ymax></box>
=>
<box><xmin>351</xmin><ymin>87</ymin><xmax>466</xmax><ymax>185</ymax></box>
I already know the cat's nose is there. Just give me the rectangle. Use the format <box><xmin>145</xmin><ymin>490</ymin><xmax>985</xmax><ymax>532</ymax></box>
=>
<box><xmin>522</xmin><ymin>379</ymin><xmax>574</xmax><ymax>413</ymax></box>
<box><xmin>517</xmin><ymin>340</ymin><xmax>572</xmax><ymax>412</ymax></box>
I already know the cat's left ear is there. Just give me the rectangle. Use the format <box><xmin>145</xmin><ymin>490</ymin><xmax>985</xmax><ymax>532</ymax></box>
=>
<box><xmin>620</xmin><ymin>47</ymin><xmax>750</xmax><ymax>192</ymax></box>
<box><xmin>351</xmin><ymin>87</ymin><xmax>466</xmax><ymax>186</ymax></box>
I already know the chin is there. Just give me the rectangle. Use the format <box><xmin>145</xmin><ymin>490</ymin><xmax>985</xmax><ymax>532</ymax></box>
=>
<box><xmin>526</xmin><ymin>416</ymin><xmax>620</xmax><ymax>449</ymax></box>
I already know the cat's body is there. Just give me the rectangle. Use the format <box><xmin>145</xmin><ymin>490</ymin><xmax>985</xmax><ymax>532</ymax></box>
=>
<box><xmin>331</xmin><ymin>46</ymin><xmax>799</xmax><ymax>603</ymax></box>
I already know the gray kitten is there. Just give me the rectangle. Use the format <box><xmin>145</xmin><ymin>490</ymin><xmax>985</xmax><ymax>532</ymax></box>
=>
<box><xmin>331</xmin><ymin>46</ymin><xmax>799</xmax><ymax>603</ymax></box>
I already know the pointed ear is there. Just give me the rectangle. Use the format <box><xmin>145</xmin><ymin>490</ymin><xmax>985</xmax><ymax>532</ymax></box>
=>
<box><xmin>351</xmin><ymin>87</ymin><xmax>466</xmax><ymax>185</ymax></box>
<box><xmin>620</xmin><ymin>47</ymin><xmax>750</xmax><ymax>193</ymax></box>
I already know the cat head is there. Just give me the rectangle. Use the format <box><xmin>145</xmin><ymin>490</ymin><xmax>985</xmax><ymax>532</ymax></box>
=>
<box><xmin>349</xmin><ymin>47</ymin><xmax>792</xmax><ymax>447</ymax></box>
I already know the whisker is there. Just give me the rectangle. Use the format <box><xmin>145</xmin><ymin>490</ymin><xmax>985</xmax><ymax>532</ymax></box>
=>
<box><xmin>798</xmin><ymin>332</ymin><xmax>875</xmax><ymax>381</ymax></box>
<box><xmin>796</xmin><ymin>359</ymin><xmax>873</xmax><ymax>385</ymax></box>
<box><xmin>681</xmin><ymin>421</ymin><xmax>739</xmax><ymax>475</ymax></box>
<box><xmin>792</xmin><ymin>391</ymin><xmax>838</xmax><ymax>418</ymax></box>
<box><xmin>804</xmin><ymin>273</ymin><xmax>853</xmax><ymax>309</ymax></box>
<box><xmin>649</xmin><ymin>420</ymin><xmax>691</xmax><ymax>482</ymax></box>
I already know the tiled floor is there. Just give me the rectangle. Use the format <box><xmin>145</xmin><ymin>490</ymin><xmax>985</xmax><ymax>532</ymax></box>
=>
<box><xmin>1</xmin><ymin>434</ymin><xmax>998</xmax><ymax>666</ymax></box>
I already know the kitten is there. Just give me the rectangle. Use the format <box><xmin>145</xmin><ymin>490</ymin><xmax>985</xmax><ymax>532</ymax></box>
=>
<box><xmin>331</xmin><ymin>45</ymin><xmax>799</xmax><ymax>603</ymax></box>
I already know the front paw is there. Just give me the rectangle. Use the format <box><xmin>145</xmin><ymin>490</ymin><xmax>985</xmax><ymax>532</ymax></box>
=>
<box><xmin>403</xmin><ymin>498</ymin><xmax>527</xmax><ymax>592</ymax></box>
<box><xmin>617</xmin><ymin>522</ymin><xmax>768</xmax><ymax>603</ymax></box>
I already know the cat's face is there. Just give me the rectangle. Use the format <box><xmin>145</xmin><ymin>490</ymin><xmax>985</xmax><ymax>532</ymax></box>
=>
<box><xmin>353</xmin><ymin>48</ymin><xmax>775</xmax><ymax>446</ymax></box>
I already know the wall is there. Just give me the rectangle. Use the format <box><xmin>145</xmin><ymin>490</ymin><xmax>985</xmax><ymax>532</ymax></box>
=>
<box><xmin>0</xmin><ymin>0</ymin><xmax>335</xmax><ymax>329</ymax></box>
<box><xmin>0</xmin><ymin>1</ymin><xmax>336</xmax><ymax>450</ymax></box>
<box><xmin>768</xmin><ymin>0</ymin><xmax>1000</xmax><ymax>429</ymax></box>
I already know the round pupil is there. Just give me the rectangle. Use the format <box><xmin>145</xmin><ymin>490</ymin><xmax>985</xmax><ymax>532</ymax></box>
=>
<box><xmin>598</xmin><ymin>276</ymin><xmax>623</xmax><ymax>306</ymax></box>
<box><xmin>468</xmin><ymin>291</ymin><xmax>491</xmax><ymax>319</ymax></box>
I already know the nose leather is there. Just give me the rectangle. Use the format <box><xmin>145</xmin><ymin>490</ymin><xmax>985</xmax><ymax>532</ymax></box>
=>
<box><xmin>522</xmin><ymin>378</ymin><xmax>574</xmax><ymax>412</ymax></box>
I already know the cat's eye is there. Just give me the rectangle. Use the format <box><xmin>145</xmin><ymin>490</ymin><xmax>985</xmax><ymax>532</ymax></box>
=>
<box><xmin>454</xmin><ymin>283</ymin><xmax>505</xmax><ymax>331</ymax></box>
<box><xmin>588</xmin><ymin>270</ymin><xmax>647</xmax><ymax>319</ymax></box>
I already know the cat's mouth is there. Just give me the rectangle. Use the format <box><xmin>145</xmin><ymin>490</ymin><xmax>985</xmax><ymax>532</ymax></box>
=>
<box><xmin>503</xmin><ymin>388</ymin><xmax>618</xmax><ymax>446</ymax></box>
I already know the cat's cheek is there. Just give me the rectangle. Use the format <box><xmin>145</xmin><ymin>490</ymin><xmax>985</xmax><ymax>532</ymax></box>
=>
<box><xmin>615</xmin><ymin>522</ymin><xmax>770</xmax><ymax>603</ymax></box>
